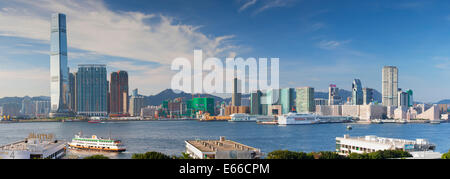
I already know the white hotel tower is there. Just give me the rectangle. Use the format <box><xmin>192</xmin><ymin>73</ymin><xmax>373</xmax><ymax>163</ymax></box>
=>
<box><xmin>49</xmin><ymin>13</ymin><xmax>71</xmax><ymax>117</ymax></box>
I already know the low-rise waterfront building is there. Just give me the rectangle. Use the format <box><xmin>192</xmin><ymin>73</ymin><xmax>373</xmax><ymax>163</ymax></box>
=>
<box><xmin>417</xmin><ymin>105</ymin><xmax>440</xmax><ymax>121</ymax></box>
<box><xmin>0</xmin><ymin>133</ymin><xmax>66</xmax><ymax>159</ymax></box>
<box><xmin>185</xmin><ymin>137</ymin><xmax>262</xmax><ymax>159</ymax></box>
<box><xmin>336</xmin><ymin>134</ymin><xmax>436</xmax><ymax>156</ymax></box>
<box><xmin>316</xmin><ymin>105</ymin><xmax>342</xmax><ymax>116</ymax></box>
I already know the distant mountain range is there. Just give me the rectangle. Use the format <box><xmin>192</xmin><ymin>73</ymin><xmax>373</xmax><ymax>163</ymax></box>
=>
<box><xmin>144</xmin><ymin>88</ymin><xmax>383</xmax><ymax>106</ymax></box>
<box><xmin>143</xmin><ymin>89</ymin><xmax>227</xmax><ymax>106</ymax></box>
<box><xmin>0</xmin><ymin>96</ymin><xmax>49</xmax><ymax>106</ymax></box>
<box><xmin>0</xmin><ymin>88</ymin><xmax>445</xmax><ymax>107</ymax></box>
<box><xmin>436</xmin><ymin>99</ymin><xmax>450</xmax><ymax>104</ymax></box>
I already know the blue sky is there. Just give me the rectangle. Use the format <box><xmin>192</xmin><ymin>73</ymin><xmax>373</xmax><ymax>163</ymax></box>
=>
<box><xmin>0</xmin><ymin>0</ymin><xmax>450</xmax><ymax>102</ymax></box>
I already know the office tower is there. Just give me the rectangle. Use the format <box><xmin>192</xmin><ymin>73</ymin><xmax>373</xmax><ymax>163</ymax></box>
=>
<box><xmin>21</xmin><ymin>96</ymin><xmax>35</xmax><ymax>117</ymax></box>
<box><xmin>352</xmin><ymin>79</ymin><xmax>363</xmax><ymax>105</ymax></box>
<box><xmin>76</xmin><ymin>64</ymin><xmax>108</xmax><ymax>116</ymax></box>
<box><xmin>328</xmin><ymin>84</ymin><xmax>341</xmax><ymax>105</ymax></box>
<box><xmin>129</xmin><ymin>89</ymin><xmax>145</xmax><ymax>117</ymax></box>
<box><xmin>296</xmin><ymin>87</ymin><xmax>315</xmax><ymax>113</ymax></box>
<box><xmin>280</xmin><ymin>88</ymin><xmax>296</xmax><ymax>114</ymax></box>
<box><xmin>405</xmin><ymin>89</ymin><xmax>413</xmax><ymax>107</ymax></box>
<box><xmin>398</xmin><ymin>90</ymin><xmax>408</xmax><ymax>107</ymax></box>
<box><xmin>231</xmin><ymin>77</ymin><xmax>241</xmax><ymax>106</ymax></box>
<box><xmin>363</xmin><ymin>88</ymin><xmax>374</xmax><ymax>105</ymax></box>
<box><xmin>34</xmin><ymin>100</ymin><xmax>51</xmax><ymax>118</ymax></box>
<box><xmin>382</xmin><ymin>66</ymin><xmax>398</xmax><ymax>106</ymax></box>
<box><xmin>110</xmin><ymin>71</ymin><xmax>129</xmax><ymax>115</ymax></box>
<box><xmin>50</xmin><ymin>13</ymin><xmax>70</xmax><ymax>116</ymax></box>
<box><xmin>250</xmin><ymin>90</ymin><xmax>262</xmax><ymax>115</ymax></box>
<box><xmin>68</xmin><ymin>72</ymin><xmax>76</xmax><ymax>112</ymax></box>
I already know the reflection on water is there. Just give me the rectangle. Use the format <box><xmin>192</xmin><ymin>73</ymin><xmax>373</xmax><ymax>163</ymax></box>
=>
<box><xmin>0</xmin><ymin>121</ymin><xmax>450</xmax><ymax>159</ymax></box>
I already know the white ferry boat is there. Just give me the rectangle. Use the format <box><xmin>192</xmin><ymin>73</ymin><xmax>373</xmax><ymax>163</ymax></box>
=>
<box><xmin>0</xmin><ymin>133</ymin><xmax>66</xmax><ymax>159</ymax></box>
<box><xmin>229</xmin><ymin>113</ymin><xmax>255</xmax><ymax>122</ymax></box>
<box><xmin>278</xmin><ymin>113</ymin><xmax>320</xmax><ymax>125</ymax></box>
<box><xmin>68</xmin><ymin>132</ymin><xmax>126</xmax><ymax>152</ymax></box>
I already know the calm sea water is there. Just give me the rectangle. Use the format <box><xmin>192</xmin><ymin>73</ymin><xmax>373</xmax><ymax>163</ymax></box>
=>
<box><xmin>0</xmin><ymin>121</ymin><xmax>449</xmax><ymax>159</ymax></box>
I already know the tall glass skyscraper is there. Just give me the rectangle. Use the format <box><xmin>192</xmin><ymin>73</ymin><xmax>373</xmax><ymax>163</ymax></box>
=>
<box><xmin>76</xmin><ymin>64</ymin><xmax>108</xmax><ymax>117</ymax></box>
<box><xmin>352</xmin><ymin>79</ymin><xmax>363</xmax><ymax>105</ymax></box>
<box><xmin>50</xmin><ymin>13</ymin><xmax>70</xmax><ymax>115</ymax></box>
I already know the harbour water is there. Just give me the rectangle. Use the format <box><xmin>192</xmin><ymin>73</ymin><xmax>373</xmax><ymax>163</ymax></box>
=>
<box><xmin>0</xmin><ymin>121</ymin><xmax>449</xmax><ymax>159</ymax></box>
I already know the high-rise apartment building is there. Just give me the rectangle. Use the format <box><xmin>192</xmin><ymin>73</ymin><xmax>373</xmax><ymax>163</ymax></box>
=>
<box><xmin>110</xmin><ymin>71</ymin><xmax>129</xmax><ymax>115</ymax></box>
<box><xmin>231</xmin><ymin>77</ymin><xmax>241</xmax><ymax>106</ymax></box>
<box><xmin>129</xmin><ymin>89</ymin><xmax>145</xmax><ymax>117</ymax></box>
<box><xmin>328</xmin><ymin>84</ymin><xmax>341</xmax><ymax>105</ymax></box>
<box><xmin>50</xmin><ymin>13</ymin><xmax>70</xmax><ymax>116</ymax></box>
<box><xmin>76</xmin><ymin>64</ymin><xmax>108</xmax><ymax>116</ymax></box>
<box><xmin>296</xmin><ymin>87</ymin><xmax>315</xmax><ymax>113</ymax></box>
<box><xmin>363</xmin><ymin>88</ymin><xmax>374</xmax><ymax>105</ymax></box>
<box><xmin>382</xmin><ymin>66</ymin><xmax>398</xmax><ymax>106</ymax></box>
<box><xmin>398</xmin><ymin>90</ymin><xmax>409</xmax><ymax>107</ymax></box>
<box><xmin>280</xmin><ymin>88</ymin><xmax>296</xmax><ymax>114</ymax></box>
<box><xmin>405</xmin><ymin>89</ymin><xmax>413</xmax><ymax>107</ymax></box>
<box><xmin>352</xmin><ymin>79</ymin><xmax>363</xmax><ymax>105</ymax></box>
<box><xmin>250</xmin><ymin>90</ymin><xmax>262</xmax><ymax>115</ymax></box>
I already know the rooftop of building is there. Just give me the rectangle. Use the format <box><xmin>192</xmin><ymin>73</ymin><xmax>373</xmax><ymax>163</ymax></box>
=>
<box><xmin>0</xmin><ymin>133</ymin><xmax>65</xmax><ymax>152</ymax></box>
<box><xmin>337</xmin><ymin>134</ymin><xmax>432</xmax><ymax>146</ymax></box>
<box><xmin>186</xmin><ymin>137</ymin><xmax>260</xmax><ymax>153</ymax></box>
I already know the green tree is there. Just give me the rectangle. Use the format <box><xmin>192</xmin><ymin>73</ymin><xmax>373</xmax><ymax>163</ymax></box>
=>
<box><xmin>132</xmin><ymin>151</ymin><xmax>172</xmax><ymax>159</ymax></box>
<box><xmin>442</xmin><ymin>150</ymin><xmax>450</xmax><ymax>159</ymax></box>
<box><xmin>84</xmin><ymin>155</ymin><xmax>109</xmax><ymax>159</ymax></box>
<box><xmin>266</xmin><ymin>150</ymin><xmax>314</xmax><ymax>159</ymax></box>
<box><xmin>317</xmin><ymin>151</ymin><xmax>347</xmax><ymax>159</ymax></box>
<box><xmin>176</xmin><ymin>152</ymin><xmax>193</xmax><ymax>159</ymax></box>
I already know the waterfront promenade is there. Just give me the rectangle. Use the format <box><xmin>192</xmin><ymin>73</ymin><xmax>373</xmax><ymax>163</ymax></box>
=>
<box><xmin>1</xmin><ymin>121</ymin><xmax>450</xmax><ymax>159</ymax></box>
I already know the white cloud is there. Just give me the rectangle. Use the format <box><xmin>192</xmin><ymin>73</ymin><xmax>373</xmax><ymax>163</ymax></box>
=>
<box><xmin>239</xmin><ymin>0</ymin><xmax>258</xmax><ymax>12</ymax></box>
<box><xmin>0</xmin><ymin>0</ymin><xmax>236</xmax><ymax>65</ymax></box>
<box><xmin>317</xmin><ymin>40</ymin><xmax>351</xmax><ymax>50</ymax></box>
<box><xmin>238</xmin><ymin>0</ymin><xmax>297</xmax><ymax>15</ymax></box>
<box><xmin>0</xmin><ymin>0</ymin><xmax>241</xmax><ymax>96</ymax></box>
<box><xmin>253</xmin><ymin>0</ymin><xmax>296</xmax><ymax>15</ymax></box>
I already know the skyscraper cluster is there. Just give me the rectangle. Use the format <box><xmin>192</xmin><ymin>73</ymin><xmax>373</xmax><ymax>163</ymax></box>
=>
<box><xmin>48</xmin><ymin>13</ymin><xmax>141</xmax><ymax>117</ymax></box>
<box><xmin>249</xmin><ymin>87</ymin><xmax>315</xmax><ymax>116</ymax></box>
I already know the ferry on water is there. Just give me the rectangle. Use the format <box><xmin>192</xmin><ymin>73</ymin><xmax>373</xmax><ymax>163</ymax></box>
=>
<box><xmin>278</xmin><ymin>113</ymin><xmax>320</xmax><ymax>125</ymax></box>
<box><xmin>68</xmin><ymin>132</ymin><xmax>126</xmax><ymax>152</ymax></box>
<box><xmin>278</xmin><ymin>112</ymin><xmax>352</xmax><ymax>125</ymax></box>
<box><xmin>229</xmin><ymin>113</ymin><xmax>276</xmax><ymax>122</ymax></box>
